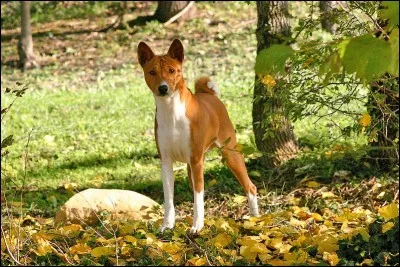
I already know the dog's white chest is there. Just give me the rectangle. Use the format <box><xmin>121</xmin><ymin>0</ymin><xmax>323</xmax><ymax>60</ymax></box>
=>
<box><xmin>155</xmin><ymin>93</ymin><xmax>191</xmax><ymax>163</ymax></box>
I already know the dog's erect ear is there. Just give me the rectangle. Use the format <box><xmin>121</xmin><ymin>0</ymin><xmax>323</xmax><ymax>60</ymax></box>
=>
<box><xmin>167</xmin><ymin>39</ymin><xmax>184</xmax><ymax>63</ymax></box>
<box><xmin>137</xmin><ymin>42</ymin><xmax>155</xmax><ymax>67</ymax></box>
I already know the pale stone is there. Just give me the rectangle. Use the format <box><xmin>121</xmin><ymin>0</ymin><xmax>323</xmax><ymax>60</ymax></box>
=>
<box><xmin>55</xmin><ymin>189</ymin><xmax>160</xmax><ymax>225</ymax></box>
<box><xmin>333</xmin><ymin>170</ymin><xmax>351</xmax><ymax>178</ymax></box>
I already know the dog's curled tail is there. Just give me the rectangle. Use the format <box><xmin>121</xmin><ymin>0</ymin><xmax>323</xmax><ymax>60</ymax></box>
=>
<box><xmin>194</xmin><ymin>76</ymin><xmax>220</xmax><ymax>97</ymax></box>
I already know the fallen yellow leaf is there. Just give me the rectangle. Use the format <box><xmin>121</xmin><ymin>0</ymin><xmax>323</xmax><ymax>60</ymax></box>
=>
<box><xmin>215</xmin><ymin>218</ymin><xmax>235</xmax><ymax>233</ymax></box>
<box><xmin>307</xmin><ymin>181</ymin><xmax>321</xmax><ymax>188</ymax></box>
<box><xmin>124</xmin><ymin>235</ymin><xmax>137</xmax><ymax>245</ymax></box>
<box><xmin>267</xmin><ymin>259</ymin><xmax>291</xmax><ymax>266</ymax></box>
<box><xmin>161</xmin><ymin>242</ymin><xmax>181</xmax><ymax>255</ymax></box>
<box><xmin>237</xmin><ymin>236</ymin><xmax>259</xmax><ymax>247</ymax></box>
<box><xmin>290</xmin><ymin>217</ymin><xmax>307</xmax><ymax>228</ymax></box>
<box><xmin>240</xmin><ymin>245</ymin><xmax>258</xmax><ymax>261</ymax></box>
<box><xmin>360</xmin><ymin>259</ymin><xmax>374</xmax><ymax>266</ymax></box>
<box><xmin>145</xmin><ymin>233</ymin><xmax>157</xmax><ymax>245</ymax></box>
<box><xmin>215</xmin><ymin>256</ymin><xmax>225</xmax><ymax>265</ymax></box>
<box><xmin>382</xmin><ymin>221</ymin><xmax>395</xmax><ymax>233</ymax></box>
<box><xmin>214</xmin><ymin>233</ymin><xmax>233</xmax><ymax>248</ymax></box>
<box><xmin>352</xmin><ymin>227</ymin><xmax>370</xmax><ymax>242</ymax></box>
<box><xmin>377</xmin><ymin>191</ymin><xmax>385</xmax><ymax>199</ymax></box>
<box><xmin>316</xmin><ymin>235</ymin><xmax>338</xmax><ymax>254</ymax></box>
<box><xmin>233</xmin><ymin>195</ymin><xmax>247</xmax><ymax>204</ymax></box>
<box><xmin>32</xmin><ymin>232</ymin><xmax>56</xmax><ymax>242</ymax></box>
<box><xmin>322</xmin><ymin>192</ymin><xmax>337</xmax><ymax>198</ymax></box>
<box><xmin>90</xmin><ymin>246</ymin><xmax>115</xmax><ymax>258</ymax></box>
<box><xmin>187</xmin><ymin>256</ymin><xmax>207</xmax><ymax>266</ymax></box>
<box><xmin>243</xmin><ymin>220</ymin><xmax>262</xmax><ymax>230</ymax></box>
<box><xmin>378</xmin><ymin>203</ymin><xmax>399</xmax><ymax>220</ymax></box>
<box><xmin>249</xmin><ymin>243</ymin><xmax>269</xmax><ymax>254</ymax></box>
<box><xmin>34</xmin><ymin>239</ymin><xmax>53</xmax><ymax>256</ymax></box>
<box><xmin>258</xmin><ymin>253</ymin><xmax>274</xmax><ymax>263</ymax></box>
<box><xmin>312</xmin><ymin>213</ymin><xmax>324</xmax><ymax>222</ymax></box>
<box><xmin>326</xmin><ymin>252</ymin><xmax>340</xmax><ymax>266</ymax></box>
<box><xmin>284</xmin><ymin>249</ymin><xmax>308</xmax><ymax>264</ymax></box>
<box><xmin>59</xmin><ymin>224</ymin><xmax>82</xmax><ymax>237</ymax></box>
<box><xmin>70</xmin><ymin>243</ymin><xmax>91</xmax><ymax>255</ymax></box>
<box><xmin>291</xmin><ymin>235</ymin><xmax>308</xmax><ymax>247</ymax></box>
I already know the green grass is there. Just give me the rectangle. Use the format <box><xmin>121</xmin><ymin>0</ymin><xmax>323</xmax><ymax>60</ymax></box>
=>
<box><xmin>1</xmin><ymin>1</ymin><xmax>121</xmax><ymax>29</ymax></box>
<box><xmin>1</xmin><ymin>1</ymin><xmax>374</xmax><ymax>217</ymax></box>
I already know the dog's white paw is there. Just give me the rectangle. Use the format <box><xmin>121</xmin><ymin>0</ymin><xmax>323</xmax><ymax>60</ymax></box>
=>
<box><xmin>159</xmin><ymin>222</ymin><xmax>174</xmax><ymax>232</ymax></box>
<box><xmin>189</xmin><ymin>223</ymin><xmax>204</xmax><ymax>234</ymax></box>
<box><xmin>247</xmin><ymin>193</ymin><xmax>259</xmax><ymax>217</ymax></box>
<box><xmin>158</xmin><ymin>217</ymin><xmax>175</xmax><ymax>232</ymax></box>
<box><xmin>249</xmin><ymin>209</ymin><xmax>259</xmax><ymax>217</ymax></box>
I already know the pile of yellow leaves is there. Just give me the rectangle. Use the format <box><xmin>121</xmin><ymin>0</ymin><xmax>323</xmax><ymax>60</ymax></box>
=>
<box><xmin>1</xmin><ymin>201</ymin><xmax>398</xmax><ymax>266</ymax></box>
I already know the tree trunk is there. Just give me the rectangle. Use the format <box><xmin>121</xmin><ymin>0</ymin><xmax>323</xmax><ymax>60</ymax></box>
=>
<box><xmin>368</xmin><ymin>77</ymin><xmax>399</xmax><ymax>171</ymax></box>
<box><xmin>253</xmin><ymin>1</ymin><xmax>298</xmax><ymax>168</ymax></box>
<box><xmin>319</xmin><ymin>1</ymin><xmax>334</xmax><ymax>33</ymax></box>
<box><xmin>366</xmin><ymin>5</ymin><xmax>399</xmax><ymax>171</ymax></box>
<box><xmin>154</xmin><ymin>1</ymin><xmax>196</xmax><ymax>23</ymax></box>
<box><xmin>18</xmin><ymin>1</ymin><xmax>37</xmax><ymax>70</ymax></box>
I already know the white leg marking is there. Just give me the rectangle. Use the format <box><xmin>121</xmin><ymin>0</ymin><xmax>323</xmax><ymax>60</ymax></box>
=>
<box><xmin>190</xmin><ymin>190</ymin><xmax>204</xmax><ymax>234</ymax></box>
<box><xmin>159</xmin><ymin>160</ymin><xmax>175</xmax><ymax>232</ymax></box>
<box><xmin>247</xmin><ymin>193</ymin><xmax>259</xmax><ymax>216</ymax></box>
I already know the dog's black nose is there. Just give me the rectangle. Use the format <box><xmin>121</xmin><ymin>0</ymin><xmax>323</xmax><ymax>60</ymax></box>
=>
<box><xmin>158</xmin><ymin>85</ymin><xmax>168</xmax><ymax>95</ymax></box>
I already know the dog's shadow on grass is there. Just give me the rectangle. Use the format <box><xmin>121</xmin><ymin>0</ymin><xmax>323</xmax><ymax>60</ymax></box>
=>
<box><xmin>14</xmin><ymin>147</ymin><xmax>375</xmax><ymax>219</ymax></box>
<box><xmin>101</xmin><ymin>161</ymin><xmax>259</xmax><ymax>205</ymax></box>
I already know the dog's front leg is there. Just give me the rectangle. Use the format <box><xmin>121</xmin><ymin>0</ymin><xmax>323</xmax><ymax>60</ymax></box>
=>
<box><xmin>159</xmin><ymin>159</ymin><xmax>175</xmax><ymax>232</ymax></box>
<box><xmin>189</xmin><ymin>161</ymin><xmax>204</xmax><ymax>234</ymax></box>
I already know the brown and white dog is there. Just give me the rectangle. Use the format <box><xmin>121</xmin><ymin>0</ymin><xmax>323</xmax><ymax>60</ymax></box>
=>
<box><xmin>137</xmin><ymin>39</ymin><xmax>259</xmax><ymax>233</ymax></box>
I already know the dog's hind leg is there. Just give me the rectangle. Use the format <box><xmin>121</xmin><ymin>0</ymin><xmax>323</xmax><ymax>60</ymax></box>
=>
<box><xmin>221</xmin><ymin>147</ymin><xmax>259</xmax><ymax>216</ymax></box>
<box><xmin>187</xmin><ymin>164</ymin><xmax>194</xmax><ymax>191</ymax></box>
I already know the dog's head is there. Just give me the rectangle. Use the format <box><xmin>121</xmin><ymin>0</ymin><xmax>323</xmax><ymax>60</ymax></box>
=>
<box><xmin>137</xmin><ymin>39</ymin><xmax>184</xmax><ymax>97</ymax></box>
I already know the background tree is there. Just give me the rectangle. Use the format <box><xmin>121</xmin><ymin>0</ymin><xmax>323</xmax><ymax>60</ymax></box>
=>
<box><xmin>254</xmin><ymin>1</ymin><xmax>399</xmax><ymax>174</ymax></box>
<box><xmin>154</xmin><ymin>1</ymin><xmax>196</xmax><ymax>24</ymax></box>
<box><xmin>320</xmin><ymin>1</ymin><xmax>334</xmax><ymax>33</ymax></box>
<box><xmin>253</xmin><ymin>1</ymin><xmax>298</xmax><ymax>168</ymax></box>
<box><xmin>17</xmin><ymin>1</ymin><xmax>37</xmax><ymax>70</ymax></box>
<box><xmin>368</xmin><ymin>75</ymin><xmax>399</xmax><ymax>170</ymax></box>
<box><xmin>367</xmin><ymin>2</ymin><xmax>399</xmax><ymax>170</ymax></box>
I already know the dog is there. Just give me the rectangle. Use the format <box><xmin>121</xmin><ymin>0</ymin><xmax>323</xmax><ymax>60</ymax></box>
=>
<box><xmin>137</xmin><ymin>39</ymin><xmax>259</xmax><ymax>233</ymax></box>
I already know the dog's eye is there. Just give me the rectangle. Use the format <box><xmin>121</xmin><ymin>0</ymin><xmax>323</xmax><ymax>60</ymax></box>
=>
<box><xmin>169</xmin><ymin>68</ymin><xmax>175</xmax><ymax>74</ymax></box>
<box><xmin>149</xmin><ymin>70</ymin><xmax>156</xmax><ymax>76</ymax></box>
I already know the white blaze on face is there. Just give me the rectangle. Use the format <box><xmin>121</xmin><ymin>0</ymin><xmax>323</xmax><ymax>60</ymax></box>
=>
<box><xmin>160</xmin><ymin>80</ymin><xmax>169</xmax><ymax>89</ymax></box>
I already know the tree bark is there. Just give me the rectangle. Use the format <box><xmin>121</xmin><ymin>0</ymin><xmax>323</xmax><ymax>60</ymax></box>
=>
<box><xmin>367</xmin><ymin>5</ymin><xmax>399</xmax><ymax>171</ymax></box>
<box><xmin>319</xmin><ymin>1</ymin><xmax>334</xmax><ymax>33</ymax></box>
<box><xmin>154</xmin><ymin>1</ymin><xmax>196</xmax><ymax>23</ymax></box>
<box><xmin>253</xmin><ymin>1</ymin><xmax>298</xmax><ymax>168</ymax></box>
<box><xmin>18</xmin><ymin>1</ymin><xmax>37</xmax><ymax>70</ymax></box>
<box><xmin>368</xmin><ymin>77</ymin><xmax>399</xmax><ymax>171</ymax></box>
